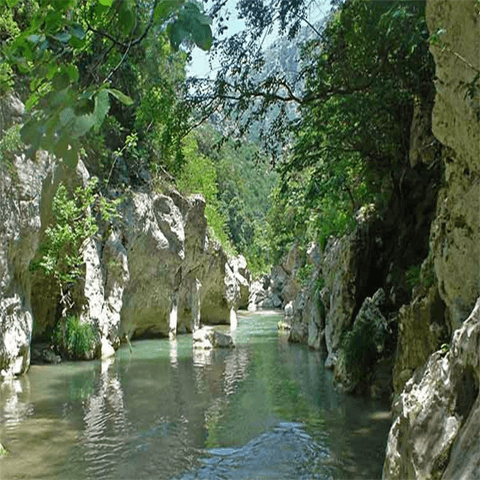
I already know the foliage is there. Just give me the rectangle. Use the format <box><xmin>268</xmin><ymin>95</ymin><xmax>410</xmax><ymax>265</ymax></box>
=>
<box><xmin>31</xmin><ymin>177</ymin><xmax>120</xmax><ymax>313</ymax></box>
<box><xmin>263</xmin><ymin>0</ymin><xmax>434</xmax><ymax>261</ymax></box>
<box><xmin>405</xmin><ymin>264</ymin><xmax>422</xmax><ymax>290</ymax></box>
<box><xmin>34</xmin><ymin>178</ymin><xmax>98</xmax><ymax>285</ymax></box>
<box><xmin>341</xmin><ymin>311</ymin><xmax>390</xmax><ymax>386</ymax></box>
<box><xmin>0</xmin><ymin>443</ymin><xmax>7</xmax><ymax>457</ymax></box>
<box><xmin>0</xmin><ymin>0</ymin><xmax>213</xmax><ymax>167</ymax></box>
<box><xmin>177</xmin><ymin>135</ymin><xmax>233</xmax><ymax>251</ymax></box>
<box><xmin>297</xmin><ymin>263</ymin><xmax>314</xmax><ymax>287</ymax></box>
<box><xmin>190</xmin><ymin>125</ymin><xmax>277</xmax><ymax>271</ymax></box>
<box><xmin>53</xmin><ymin>314</ymin><xmax>97</xmax><ymax>359</ymax></box>
<box><xmin>0</xmin><ymin>123</ymin><xmax>22</xmax><ymax>175</ymax></box>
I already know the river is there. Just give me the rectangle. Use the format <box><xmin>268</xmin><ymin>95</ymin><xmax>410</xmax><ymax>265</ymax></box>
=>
<box><xmin>0</xmin><ymin>311</ymin><xmax>391</xmax><ymax>479</ymax></box>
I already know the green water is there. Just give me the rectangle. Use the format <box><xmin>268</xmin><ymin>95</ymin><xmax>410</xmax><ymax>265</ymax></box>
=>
<box><xmin>0</xmin><ymin>311</ymin><xmax>391</xmax><ymax>479</ymax></box>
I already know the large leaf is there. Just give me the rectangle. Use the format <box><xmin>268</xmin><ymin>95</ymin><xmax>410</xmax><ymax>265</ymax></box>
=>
<box><xmin>191</xmin><ymin>23</ymin><xmax>213</xmax><ymax>50</ymax></box>
<box><xmin>154</xmin><ymin>0</ymin><xmax>182</xmax><ymax>22</ymax></box>
<box><xmin>166</xmin><ymin>2</ymin><xmax>213</xmax><ymax>51</ymax></box>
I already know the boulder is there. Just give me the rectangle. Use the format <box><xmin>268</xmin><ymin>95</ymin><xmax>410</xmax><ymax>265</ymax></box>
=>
<box><xmin>192</xmin><ymin>326</ymin><xmax>235</xmax><ymax>349</ymax></box>
<box><xmin>229</xmin><ymin>255</ymin><xmax>251</xmax><ymax>309</ymax></box>
<box><xmin>288</xmin><ymin>322</ymin><xmax>309</xmax><ymax>343</ymax></box>
<box><xmin>383</xmin><ymin>298</ymin><xmax>480</xmax><ymax>480</ymax></box>
<box><xmin>261</xmin><ymin>293</ymin><xmax>282</xmax><ymax>309</ymax></box>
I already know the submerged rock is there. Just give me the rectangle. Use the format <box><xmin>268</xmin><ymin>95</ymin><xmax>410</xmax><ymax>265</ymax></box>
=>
<box><xmin>288</xmin><ymin>322</ymin><xmax>309</xmax><ymax>344</ymax></box>
<box><xmin>192</xmin><ymin>327</ymin><xmax>235</xmax><ymax>349</ymax></box>
<box><xmin>31</xmin><ymin>343</ymin><xmax>61</xmax><ymax>365</ymax></box>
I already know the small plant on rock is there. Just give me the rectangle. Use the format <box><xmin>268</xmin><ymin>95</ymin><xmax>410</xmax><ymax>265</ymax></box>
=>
<box><xmin>53</xmin><ymin>315</ymin><xmax>97</xmax><ymax>360</ymax></box>
<box><xmin>341</xmin><ymin>313</ymin><xmax>390</xmax><ymax>387</ymax></box>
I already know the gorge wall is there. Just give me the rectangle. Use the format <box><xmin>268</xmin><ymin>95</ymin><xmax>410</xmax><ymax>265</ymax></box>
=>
<box><xmin>0</xmin><ymin>96</ymin><xmax>247</xmax><ymax>376</ymax></box>
<box><xmin>383</xmin><ymin>1</ymin><xmax>480</xmax><ymax>478</ymax></box>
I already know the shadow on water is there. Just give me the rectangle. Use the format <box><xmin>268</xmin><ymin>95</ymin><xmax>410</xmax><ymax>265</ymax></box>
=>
<box><xmin>0</xmin><ymin>311</ymin><xmax>391</xmax><ymax>479</ymax></box>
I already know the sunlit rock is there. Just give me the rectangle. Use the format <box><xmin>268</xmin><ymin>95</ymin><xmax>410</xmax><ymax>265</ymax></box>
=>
<box><xmin>229</xmin><ymin>255</ymin><xmax>251</xmax><ymax>309</ymax></box>
<box><xmin>288</xmin><ymin>322</ymin><xmax>308</xmax><ymax>343</ymax></box>
<box><xmin>284</xmin><ymin>301</ymin><xmax>294</xmax><ymax>319</ymax></box>
<box><xmin>426</xmin><ymin>0</ymin><xmax>480</xmax><ymax>329</ymax></box>
<box><xmin>100</xmin><ymin>337</ymin><xmax>115</xmax><ymax>360</ymax></box>
<box><xmin>0</xmin><ymin>134</ymin><xmax>51</xmax><ymax>375</ymax></box>
<box><xmin>383</xmin><ymin>298</ymin><xmax>480</xmax><ymax>480</ymax></box>
<box><xmin>192</xmin><ymin>326</ymin><xmax>234</xmax><ymax>349</ymax></box>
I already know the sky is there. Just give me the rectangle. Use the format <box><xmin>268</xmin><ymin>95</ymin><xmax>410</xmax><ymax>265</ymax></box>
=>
<box><xmin>187</xmin><ymin>0</ymin><xmax>332</xmax><ymax>78</ymax></box>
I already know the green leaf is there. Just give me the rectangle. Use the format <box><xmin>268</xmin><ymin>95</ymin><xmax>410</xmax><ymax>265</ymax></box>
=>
<box><xmin>168</xmin><ymin>21</ymin><xmax>189</xmax><ymax>50</ymax></box>
<box><xmin>20</xmin><ymin>119</ymin><xmax>43</xmax><ymax>153</ymax></box>
<box><xmin>191</xmin><ymin>23</ymin><xmax>213</xmax><ymax>51</ymax></box>
<box><xmin>59</xmin><ymin>107</ymin><xmax>75</xmax><ymax>127</ymax></box>
<box><xmin>62</xmin><ymin>145</ymin><xmax>79</xmax><ymax>168</ymax></box>
<box><xmin>27</xmin><ymin>34</ymin><xmax>43</xmax><ymax>44</ymax></box>
<box><xmin>25</xmin><ymin>93</ymin><xmax>39</xmax><ymax>110</ymax></box>
<box><xmin>6</xmin><ymin>0</ymin><xmax>21</xmax><ymax>7</ymax></box>
<box><xmin>52</xmin><ymin>72</ymin><xmax>70</xmax><ymax>90</ymax></box>
<box><xmin>99</xmin><ymin>0</ymin><xmax>113</xmax><ymax>5</ymax></box>
<box><xmin>44</xmin><ymin>11</ymin><xmax>63</xmax><ymax>31</ymax></box>
<box><xmin>154</xmin><ymin>0</ymin><xmax>182</xmax><ymax>22</ymax></box>
<box><xmin>107</xmin><ymin>88</ymin><xmax>134</xmax><ymax>106</ymax></box>
<box><xmin>118</xmin><ymin>0</ymin><xmax>136</xmax><ymax>35</ymax></box>
<box><xmin>66</xmin><ymin>65</ymin><xmax>79</xmax><ymax>83</ymax></box>
<box><xmin>70</xmin><ymin>23</ymin><xmax>86</xmax><ymax>40</ymax></box>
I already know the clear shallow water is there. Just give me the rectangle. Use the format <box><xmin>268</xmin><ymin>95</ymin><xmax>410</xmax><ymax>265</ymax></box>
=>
<box><xmin>0</xmin><ymin>311</ymin><xmax>391</xmax><ymax>479</ymax></box>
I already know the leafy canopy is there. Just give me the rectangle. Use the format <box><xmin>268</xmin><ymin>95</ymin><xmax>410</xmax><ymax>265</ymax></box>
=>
<box><xmin>0</xmin><ymin>0</ymin><xmax>213</xmax><ymax>167</ymax></box>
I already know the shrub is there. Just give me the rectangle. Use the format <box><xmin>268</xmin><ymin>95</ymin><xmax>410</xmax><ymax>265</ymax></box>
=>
<box><xmin>405</xmin><ymin>264</ymin><xmax>422</xmax><ymax>290</ymax></box>
<box><xmin>53</xmin><ymin>315</ymin><xmax>97</xmax><ymax>360</ymax></box>
<box><xmin>0</xmin><ymin>124</ymin><xmax>22</xmax><ymax>177</ymax></box>
<box><xmin>341</xmin><ymin>312</ymin><xmax>389</xmax><ymax>385</ymax></box>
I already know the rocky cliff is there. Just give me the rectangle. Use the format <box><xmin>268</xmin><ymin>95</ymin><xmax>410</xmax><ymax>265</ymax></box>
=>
<box><xmin>383</xmin><ymin>1</ymin><xmax>480</xmax><ymax>478</ymax></box>
<box><xmin>0</xmin><ymin>95</ymin><xmax>247</xmax><ymax>376</ymax></box>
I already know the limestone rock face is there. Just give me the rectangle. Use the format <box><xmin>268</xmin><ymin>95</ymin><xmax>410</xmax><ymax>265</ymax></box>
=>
<box><xmin>383</xmin><ymin>1</ymin><xmax>480</xmax><ymax>477</ymax></box>
<box><xmin>393</xmin><ymin>284</ymin><xmax>447</xmax><ymax>393</ymax></box>
<box><xmin>0</xmin><ymin>149</ymin><xmax>51</xmax><ymax>376</ymax></box>
<box><xmin>0</xmin><ymin>94</ymin><xmax>24</xmax><ymax>133</ymax></box>
<box><xmin>383</xmin><ymin>298</ymin><xmax>480</xmax><ymax>480</ymax></box>
<box><xmin>1</xmin><ymin>97</ymin><xmax>241</xmax><ymax>373</ymax></box>
<box><xmin>288</xmin><ymin>322</ymin><xmax>308</xmax><ymax>344</ymax></box>
<box><xmin>426</xmin><ymin>0</ymin><xmax>480</xmax><ymax>329</ymax></box>
<box><xmin>229</xmin><ymin>255</ymin><xmax>251</xmax><ymax>309</ymax></box>
<box><xmin>322</xmin><ymin>234</ymin><xmax>358</xmax><ymax>360</ymax></box>
<box><xmin>119</xmin><ymin>192</ymin><xmax>186</xmax><ymax>337</ymax></box>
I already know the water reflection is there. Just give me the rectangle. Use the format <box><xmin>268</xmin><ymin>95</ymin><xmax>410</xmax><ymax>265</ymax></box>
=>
<box><xmin>0</xmin><ymin>313</ymin><xmax>391</xmax><ymax>480</ymax></box>
<box><xmin>0</xmin><ymin>376</ymin><xmax>33</xmax><ymax>428</ymax></box>
<box><xmin>169</xmin><ymin>338</ymin><xmax>178</xmax><ymax>367</ymax></box>
<box><xmin>192</xmin><ymin>347</ymin><xmax>213</xmax><ymax>368</ymax></box>
<box><xmin>81</xmin><ymin>360</ymin><xmax>128</xmax><ymax>480</ymax></box>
